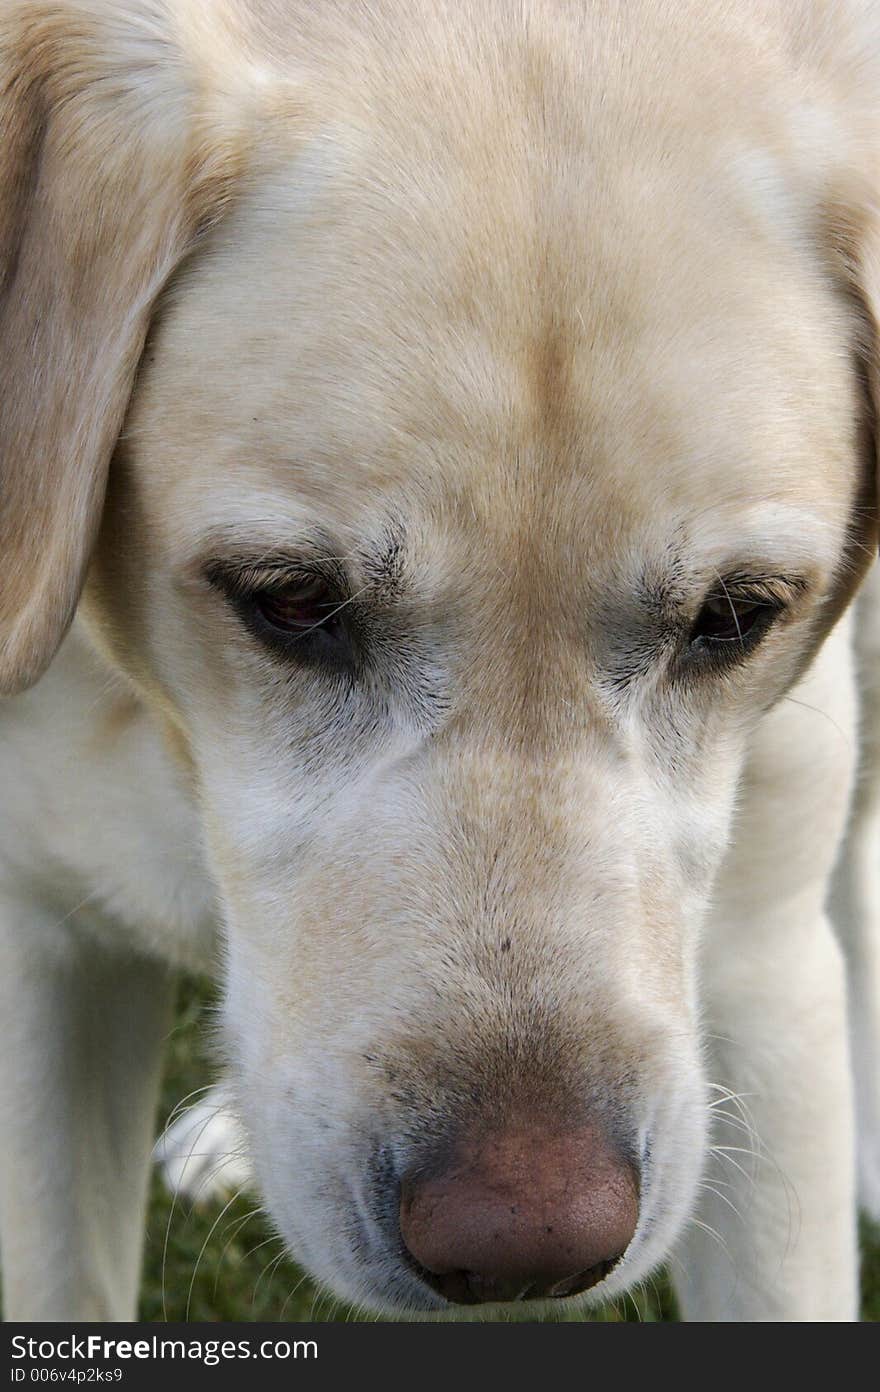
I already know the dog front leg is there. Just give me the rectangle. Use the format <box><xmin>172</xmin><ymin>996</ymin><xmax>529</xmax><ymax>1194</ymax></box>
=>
<box><xmin>672</xmin><ymin>910</ymin><xmax>857</xmax><ymax>1321</ymax></box>
<box><xmin>0</xmin><ymin>898</ymin><xmax>174</xmax><ymax>1321</ymax></box>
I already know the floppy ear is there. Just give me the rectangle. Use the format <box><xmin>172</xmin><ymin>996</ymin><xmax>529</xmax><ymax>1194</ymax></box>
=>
<box><xmin>861</xmin><ymin>218</ymin><xmax>880</xmax><ymax>553</ymax></box>
<box><xmin>0</xmin><ymin>2</ymin><xmax>247</xmax><ymax>694</ymax></box>
<box><xmin>826</xmin><ymin>181</ymin><xmax>880</xmax><ymax>570</ymax></box>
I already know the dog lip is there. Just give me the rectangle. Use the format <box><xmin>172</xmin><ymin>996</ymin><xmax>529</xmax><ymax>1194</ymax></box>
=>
<box><xmin>396</xmin><ymin>1244</ymin><xmax>627</xmax><ymax>1308</ymax></box>
<box><xmin>345</xmin><ymin>1145</ymin><xmax>450</xmax><ymax>1307</ymax></box>
<box><xmin>350</xmin><ymin>1143</ymin><xmax>450</xmax><ymax>1305</ymax></box>
<box><xmin>328</xmin><ymin>1179</ymin><xmax>446</xmax><ymax>1311</ymax></box>
<box><xmin>396</xmin><ymin>1234</ymin><xmax>452</xmax><ymax>1301</ymax></box>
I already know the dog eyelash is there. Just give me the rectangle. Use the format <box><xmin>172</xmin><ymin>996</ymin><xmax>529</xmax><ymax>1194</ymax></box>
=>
<box><xmin>686</xmin><ymin>573</ymin><xmax>804</xmax><ymax>660</ymax></box>
<box><xmin>204</xmin><ymin>554</ymin><xmax>344</xmax><ymax>594</ymax></box>
<box><xmin>204</xmin><ymin>558</ymin><xmax>358</xmax><ymax>666</ymax></box>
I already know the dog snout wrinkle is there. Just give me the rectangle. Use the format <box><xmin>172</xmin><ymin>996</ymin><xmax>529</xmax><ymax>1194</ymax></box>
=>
<box><xmin>399</xmin><ymin>1124</ymin><xmax>639</xmax><ymax>1305</ymax></box>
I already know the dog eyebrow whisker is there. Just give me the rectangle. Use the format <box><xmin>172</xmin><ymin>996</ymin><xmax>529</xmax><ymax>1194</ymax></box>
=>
<box><xmin>713</xmin><ymin>571</ymin><xmax>745</xmax><ymax>645</ymax></box>
<box><xmin>285</xmin><ymin>582</ymin><xmax>375</xmax><ymax>642</ymax></box>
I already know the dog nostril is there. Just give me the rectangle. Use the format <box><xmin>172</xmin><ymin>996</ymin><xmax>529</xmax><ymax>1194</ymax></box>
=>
<box><xmin>425</xmin><ymin>1256</ymin><xmax>624</xmax><ymax>1305</ymax></box>
<box><xmin>546</xmin><ymin>1257</ymin><xmax>621</xmax><ymax>1298</ymax></box>
<box><xmin>428</xmin><ymin>1271</ymin><xmax>530</xmax><ymax>1305</ymax></box>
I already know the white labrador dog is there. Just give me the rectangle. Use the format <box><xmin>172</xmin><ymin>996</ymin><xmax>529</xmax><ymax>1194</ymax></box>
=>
<box><xmin>0</xmin><ymin>0</ymin><xmax>878</xmax><ymax>1323</ymax></box>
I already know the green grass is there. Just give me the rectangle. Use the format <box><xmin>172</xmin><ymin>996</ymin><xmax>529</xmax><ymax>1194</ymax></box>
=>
<box><xmin>141</xmin><ymin>976</ymin><xmax>880</xmax><ymax>1323</ymax></box>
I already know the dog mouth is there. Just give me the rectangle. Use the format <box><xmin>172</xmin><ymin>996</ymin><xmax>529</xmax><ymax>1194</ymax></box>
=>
<box><xmin>397</xmin><ymin>1247</ymin><xmax>626</xmax><ymax>1307</ymax></box>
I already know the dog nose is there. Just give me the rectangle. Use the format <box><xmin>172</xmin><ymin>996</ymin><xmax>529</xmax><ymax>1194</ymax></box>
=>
<box><xmin>399</xmin><ymin>1123</ymin><xmax>639</xmax><ymax>1304</ymax></box>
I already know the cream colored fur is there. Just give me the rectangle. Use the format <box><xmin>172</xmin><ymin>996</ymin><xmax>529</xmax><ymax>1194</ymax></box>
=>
<box><xmin>0</xmin><ymin>0</ymin><xmax>878</xmax><ymax>1322</ymax></box>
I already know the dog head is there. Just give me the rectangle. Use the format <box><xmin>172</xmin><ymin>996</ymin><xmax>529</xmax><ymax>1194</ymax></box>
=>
<box><xmin>1</xmin><ymin>0</ymin><xmax>878</xmax><ymax>1311</ymax></box>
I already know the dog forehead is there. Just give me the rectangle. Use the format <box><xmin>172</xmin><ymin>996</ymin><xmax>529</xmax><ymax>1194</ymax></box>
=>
<box><xmin>131</xmin><ymin>54</ymin><xmax>858</xmax><ymax>576</ymax></box>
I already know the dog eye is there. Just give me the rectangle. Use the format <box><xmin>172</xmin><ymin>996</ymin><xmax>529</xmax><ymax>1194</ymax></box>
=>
<box><xmin>690</xmin><ymin>592</ymin><xmax>768</xmax><ymax>645</ymax></box>
<box><xmin>206</xmin><ymin>560</ymin><xmax>357</xmax><ymax>669</ymax></box>
<box><xmin>689</xmin><ymin>591</ymin><xmax>779</xmax><ymax>652</ymax></box>
<box><xmin>253</xmin><ymin>577</ymin><xmax>343</xmax><ymax>637</ymax></box>
<box><xmin>684</xmin><ymin>570</ymin><xmax>808</xmax><ymax>666</ymax></box>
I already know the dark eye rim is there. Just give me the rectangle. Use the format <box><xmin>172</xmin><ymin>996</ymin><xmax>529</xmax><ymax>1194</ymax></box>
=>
<box><xmin>205</xmin><ymin>561</ymin><xmax>358</xmax><ymax>668</ymax></box>
<box><xmin>686</xmin><ymin>578</ymin><xmax>794</xmax><ymax>660</ymax></box>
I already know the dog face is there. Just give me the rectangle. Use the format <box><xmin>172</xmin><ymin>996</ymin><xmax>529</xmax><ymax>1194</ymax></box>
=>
<box><xmin>1</xmin><ymin>2</ymin><xmax>878</xmax><ymax>1312</ymax></box>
